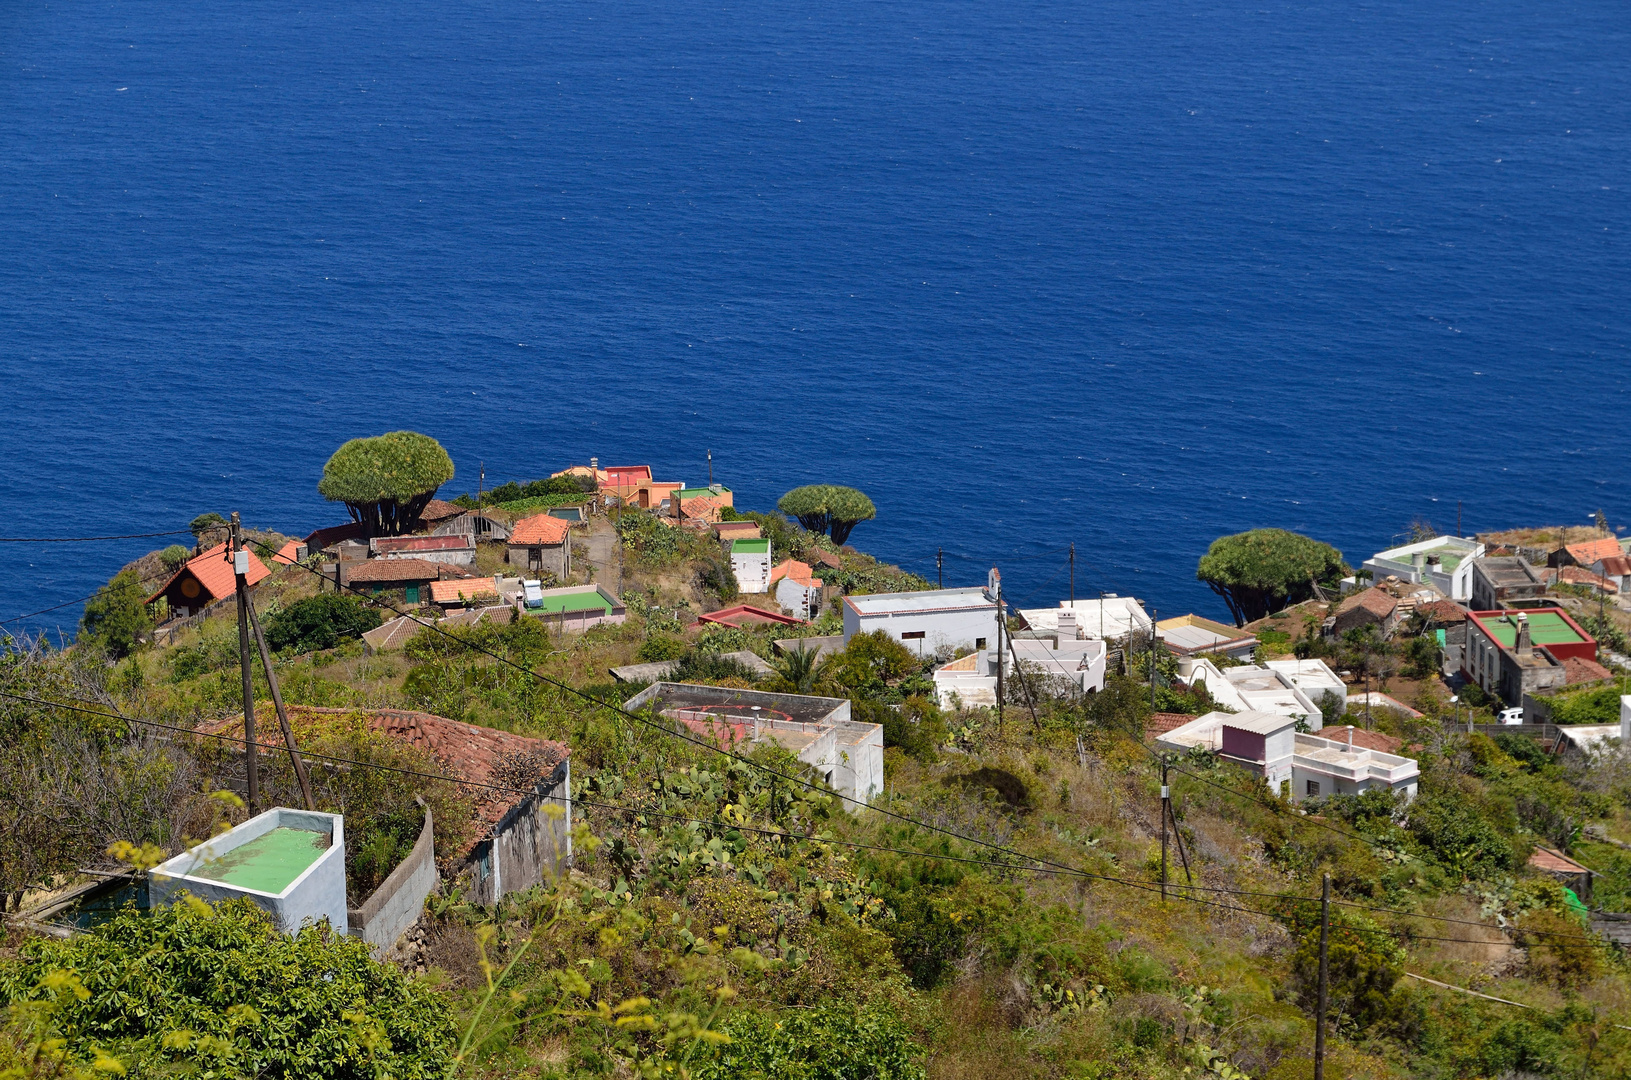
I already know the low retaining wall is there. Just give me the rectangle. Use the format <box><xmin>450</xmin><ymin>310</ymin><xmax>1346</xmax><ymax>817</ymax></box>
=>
<box><xmin>349</xmin><ymin>807</ymin><xmax>436</xmax><ymax>959</ymax></box>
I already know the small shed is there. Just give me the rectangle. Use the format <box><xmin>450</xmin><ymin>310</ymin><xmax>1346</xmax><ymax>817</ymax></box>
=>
<box><xmin>341</xmin><ymin>558</ymin><xmax>463</xmax><ymax>603</ymax></box>
<box><xmin>1331</xmin><ymin>587</ymin><xmax>1401</xmax><ymax>639</ymax></box>
<box><xmin>371</xmin><ymin>534</ymin><xmax>477</xmax><ymax>567</ymax></box>
<box><xmin>506</xmin><ymin>515</ymin><xmax>573</xmax><ymax>576</ymax></box>
<box><xmin>146</xmin><ymin>542</ymin><xmax>271</xmax><ymax>620</ymax></box>
<box><xmin>1529</xmin><ymin>847</ymin><xmax>1593</xmax><ymax>905</ymax></box>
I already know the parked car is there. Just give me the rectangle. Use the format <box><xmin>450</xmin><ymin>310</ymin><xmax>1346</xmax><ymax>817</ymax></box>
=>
<box><xmin>1498</xmin><ymin>707</ymin><xmax>1524</xmax><ymax>725</ymax></box>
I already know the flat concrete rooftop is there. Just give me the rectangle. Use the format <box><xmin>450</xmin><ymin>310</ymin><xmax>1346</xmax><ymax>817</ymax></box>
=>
<box><xmin>625</xmin><ymin>682</ymin><xmax>848</xmax><ymax>727</ymax></box>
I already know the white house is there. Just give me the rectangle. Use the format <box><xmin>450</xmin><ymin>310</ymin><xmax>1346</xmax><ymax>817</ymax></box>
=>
<box><xmin>1362</xmin><ymin>536</ymin><xmax>1484</xmax><ymax>602</ymax></box>
<box><xmin>1156</xmin><ymin>711</ymin><xmax>1418</xmax><ymax>804</ymax></box>
<box><xmin>1016</xmin><ymin>596</ymin><xmax>1152</xmax><ymax>642</ymax></box>
<box><xmin>1263</xmin><ymin>658</ymin><xmax>1348</xmax><ymax>711</ymax></box>
<box><xmin>932</xmin><ymin>637</ymin><xmax>1107</xmax><ymax>709</ymax></box>
<box><xmin>842</xmin><ymin>586</ymin><xmax>998</xmax><ymax>653</ymax></box>
<box><xmin>729</xmin><ymin>538</ymin><xmax>772</xmax><ymax>594</ymax></box>
<box><xmin>769</xmin><ymin>559</ymin><xmax>822</xmax><ymax>620</ymax></box>
<box><xmin>1178</xmin><ymin>657</ymin><xmax>1324</xmax><ymax>726</ymax></box>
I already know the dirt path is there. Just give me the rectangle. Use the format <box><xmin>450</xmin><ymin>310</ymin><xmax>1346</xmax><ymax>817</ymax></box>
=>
<box><xmin>583</xmin><ymin>519</ymin><xmax>622</xmax><ymax>594</ymax></box>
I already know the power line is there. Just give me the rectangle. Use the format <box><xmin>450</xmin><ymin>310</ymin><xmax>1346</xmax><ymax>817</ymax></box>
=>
<box><xmin>5</xmin><ymin>687</ymin><xmax>1611</xmax><ymax>948</ymax></box>
<box><xmin>0</xmin><ymin>530</ymin><xmax>194</xmax><ymax>543</ymax></box>
<box><xmin>1</xmin><ymin>589</ymin><xmax>111</xmax><ymax>626</ymax></box>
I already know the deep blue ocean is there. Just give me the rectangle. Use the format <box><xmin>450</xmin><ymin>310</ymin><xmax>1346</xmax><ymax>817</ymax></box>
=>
<box><xmin>2</xmin><ymin>0</ymin><xmax>1628</xmax><ymax>639</ymax></box>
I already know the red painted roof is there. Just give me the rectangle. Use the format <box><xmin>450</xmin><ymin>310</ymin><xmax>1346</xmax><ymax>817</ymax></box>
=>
<box><xmin>203</xmin><ymin>705</ymin><xmax>569</xmax><ymax>859</ymax></box>
<box><xmin>1565</xmin><ymin>538</ymin><xmax>1622</xmax><ymax>566</ymax></box>
<box><xmin>695</xmin><ymin>604</ymin><xmax>806</xmax><ymax>628</ymax></box>
<box><xmin>345</xmin><ymin>558</ymin><xmax>462</xmax><ymax>584</ymax></box>
<box><xmin>509</xmin><ymin>514</ymin><xmax>573</xmax><ymax>545</ymax></box>
<box><xmin>146</xmin><ymin>542</ymin><xmax>271</xmax><ymax>606</ymax></box>
<box><xmin>603</xmin><ymin>466</ymin><xmax>652</xmax><ymax>484</ymax></box>
<box><xmin>374</xmin><ymin>534</ymin><xmax>474</xmax><ymax>554</ymax></box>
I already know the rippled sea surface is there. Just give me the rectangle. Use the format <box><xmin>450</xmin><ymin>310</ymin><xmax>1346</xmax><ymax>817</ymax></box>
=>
<box><xmin>2</xmin><ymin>0</ymin><xmax>1627</xmax><ymax>636</ymax></box>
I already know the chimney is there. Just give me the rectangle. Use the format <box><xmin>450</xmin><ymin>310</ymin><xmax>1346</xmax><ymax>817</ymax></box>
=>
<box><xmin>1346</xmin><ymin>725</ymin><xmax>1354</xmax><ymax>753</ymax></box>
<box><xmin>1515</xmin><ymin>612</ymin><xmax>1532</xmax><ymax>657</ymax></box>
<box><xmin>1057</xmin><ymin>609</ymin><xmax>1079</xmax><ymax>641</ymax></box>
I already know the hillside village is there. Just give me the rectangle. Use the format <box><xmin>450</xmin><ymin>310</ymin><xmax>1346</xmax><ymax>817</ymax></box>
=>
<box><xmin>6</xmin><ymin>433</ymin><xmax>1631</xmax><ymax>1078</ymax></box>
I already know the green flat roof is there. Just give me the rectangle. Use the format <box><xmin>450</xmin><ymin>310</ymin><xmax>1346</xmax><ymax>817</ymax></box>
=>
<box><xmin>190</xmin><ymin>827</ymin><xmax>326</xmax><ymax>894</ymax></box>
<box><xmin>1476</xmin><ymin>610</ymin><xmax>1585</xmax><ymax>648</ymax></box>
<box><xmin>731</xmin><ymin>538</ymin><xmax>770</xmax><ymax>553</ymax></box>
<box><xmin>677</xmin><ymin>487</ymin><xmax>730</xmax><ymax>498</ymax></box>
<box><xmin>531</xmin><ymin>592</ymin><xmax>613</xmax><ymax>614</ymax></box>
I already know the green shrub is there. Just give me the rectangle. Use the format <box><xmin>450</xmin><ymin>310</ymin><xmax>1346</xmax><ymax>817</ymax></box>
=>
<box><xmin>1405</xmin><ymin>793</ymin><xmax>1515</xmax><ymax>880</ymax></box>
<box><xmin>692</xmin><ymin>1003</ymin><xmax>926</xmax><ymax>1080</ymax></box>
<box><xmin>0</xmin><ymin>898</ymin><xmax>455</xmax><ymax>1078</ymax></box>
<box><xmin>265</xmin><ymin>594</ymin><xmax>381</xmax><ymax>653</ymax></box>
<box><xmin>1547</xmin><ymin>684</ymin><xmax>1624</xmax><ymax>726</ymax></box>
<box><xmin>637</xmin><ymin>633</ymin><xmax>688</xmax><ymax>662</ymax></box>
<box><xmin>158</xmin><ymin>545</ymin><xmax>191</xmax><ymax>571</ymax></box>
<box><xmin>78</xmin><ymin>570</ymin><xmax>153</xmax><ymax>659</ymax></box>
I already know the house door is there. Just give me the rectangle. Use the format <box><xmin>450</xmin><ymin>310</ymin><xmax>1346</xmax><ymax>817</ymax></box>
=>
<box><xmin>405</xmin><ymin>586</ymin><xmax>420</xmax><ymax>603</ymax></box>
<box><xmin>529</xmin><ymin>547</ymin><xmax>542</xmax><ymax>571</ymax></box>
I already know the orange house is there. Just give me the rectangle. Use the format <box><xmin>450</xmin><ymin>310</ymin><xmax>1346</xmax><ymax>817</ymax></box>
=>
<box><xmin>146</xmin><ymin>543</ymin><xmax>271</xmax><ymax>619</ymax></box>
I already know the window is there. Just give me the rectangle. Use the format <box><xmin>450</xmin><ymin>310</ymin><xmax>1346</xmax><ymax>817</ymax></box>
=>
<box><xmin>975</xmin><ymin>637</ymin><xmax>987</xmax><ymax>650</ymax></box>
<box><xmin>901</xmin><ymin>631</ymin><xmax>926</xmax><ymax>640</ymax></box>
<box><xmin>1306</xmin><ymin>780</ymin><xmax>1321</xmax><ymax>797</ymax></box>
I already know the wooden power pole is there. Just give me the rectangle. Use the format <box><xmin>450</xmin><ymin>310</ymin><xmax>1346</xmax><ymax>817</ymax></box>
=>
<box><xmin>230</xmin><ymin>513</ymin><xmax>258</xmax><ymax>815</ymax></box>
<box><xmin>992</xmin><ymin>568</ymin><xmax>1004</xmax><ymax>736</ymax></box>
<box><xmin>246</xmin><ymin>599</ymin><xmax>317</xmax><ymax>811</ymax></box>
<box><xmin>1160</xmin><ymin>756</ymin><xmax>1169</xmax><ymax>901</ymax></box>
<box><xmin>1314</xmin><ymin>872</ymin><xmax>1332</xmax><ymax>1080</ymax></box>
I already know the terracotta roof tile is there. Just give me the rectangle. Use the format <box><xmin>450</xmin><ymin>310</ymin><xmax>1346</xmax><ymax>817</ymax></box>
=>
<box><xmin>418</xmin><ymin>499</ymin><xmax>465</xmax><ymax>524</ymax></box>
<box><xmin>809</xmin><ymin>549</ymin><xmax>842</xmax><ymax>570</ymax></box>
<box><xmin>428</xmin><ymin>578</ymin><xmax>499</xmax><ymax>605</ymax></box>
<box><xmin>695</xmin><ymin>604</ymin><xmax>805</xmax><ymax>627</ymax></box>
<box><xmin>146</xmin><ymin>542</ymin><xmax>271</xmax><ymax>606</ymax></box>
<box><xmin>304</xmin><ymin>522</ymin><xmax>366</xmax><ymax>551</ymax></box>
<box><xmin>509</xmin><ymin>514</ymin><xmax>573</xmax><ymax>546</ymax></box>
<box><xmin>272</xmin><ymin>540</ymin><xmax>301</xmax><ymax>566</ymax></box>
<box><xmin>769</xmin><ymin>559</ymin><xmax>818</xmax><ymax>588</ymax></box>
<box><xmin>1147</xmin><ymin>712</ymin><xmax>1197</xmax><ymax>737</ymax></box>
<box><xmin>1558</xmin><ymin>566</ymin><xmax>1618</xmax><ymax>593</ymax></box>
<box><xmin>203</xmin><ymin>705</ymin><xmax>569</xmax><ymax>860</ymax></box>
<box><xmin>1323</xmin><ymin>725</ymin><xmax>1404</xmax><ymax>754</ymax></box>
<box><xmin>1562</xmin><ymin>655</ymin><xmax>1613</xmax><ymax>685</ymax></box>
<box><xmin>1600</xmin><ymin>556</ymin><xmax>1631</xmax><ymax>577</ymax></box>
<box><xmin>1565</xmin><ymin>538</ymin><xmax>1622</xmax><ymax>566</ymax></box>
<box><xmin>345</xmin><ymin>558</ymin><xmax>464</xmax><ymax>584</ymax></box>
<box><xmin>1528</xmin><ymin>847</ymin><xmax>1591</xmax><ymax>875</ymax></box>
<box><xmin>1339</xmin><ymin>587</ymin><xmax>1398</xmax><ymax>619</ymax></box>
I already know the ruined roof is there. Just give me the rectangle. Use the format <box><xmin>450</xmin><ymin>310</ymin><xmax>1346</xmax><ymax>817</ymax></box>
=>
<box><xmin>808</xmin><ymin>549</ymin><xmax>842</xmax><ymax>570</ymax></box>
<box><xmin>1562</xmin><ymin>655</ymin><xmax>1614</xmax><ymax>685</ymax></box>
<box><xmin>1415</xmin><ymin>599</ymin><xmax>1467</xmax><ymax>624</ymax></box>
<box><xmin>696</xmin><ymin>604</ymin><xmax>806</xmax><ymax>627</ymax></box>
<box><xmin>1338</xmin><ymin>587</ymin><xmax>1398</xmax><ymax>619</ymax></box>
<box><xmin>202</xmin><ymin>706</ymin><xmax>569</xmax><ymax>854</ymax></box>
<box><xmin>374</xmin><ymin>534</ymin><xmax>474</xmax><ymax>554</ymax></box>
<box><xmin>304</xmin><ymin>522</ymin><xmax>366</xmax><ymax>552</ymax></box>
<box><xmin>1558</xmin><ymin>566</ymin><xmax>1618</xmax><ymax>593</ymax></box>
<box><xmin>146</xmin><ymin>542</ymin><xmax>271</xmax><ymax>606</ymax></box>
<box><xmin>509</xmin><ymin>514</ymin><xmax>572</xmax><ymax>546</ymax></box>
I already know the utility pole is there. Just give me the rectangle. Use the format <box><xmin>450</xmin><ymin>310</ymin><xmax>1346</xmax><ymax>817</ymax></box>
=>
<box><xmin>707</xmin><ymin>449</ymin><xmax>713</xmax><ymax>487</ymax></box>
<box><xmin>230</xmin><ymin>513</ymin><xmax>258</xmax><ymax>816</ymax></box>
<box><xmin>1160</xmin><ymin>756</ymin><xmax>1169</xmax><ymax>901</ymax></box>
<box><xmin>1149</xmin><ymin>607</ymin><xmax>1159</xmax><ymax>717</ymax></box>
<box><xmin>1457</xmin><ymin>501</ymin><xmax>1462</xmax><ymax>538</ymax></box>
<box><xmin>993</xmin><ymin>568</ymin><xmax>1004</xmax><ymax>736</ymax></box>
<box><xmin>246</xmin><ymin>599</ymin><xmax>317</xmax><ymax>811</ymax></box>
<box><xmin>478</xmin><ymin>462</ymin><xmax>485</xmax><ymax>504</ymax></box>
<box><xmin>1069</xmin><ymin>543</ymin><xmax>1075</xmax><ymax>605</ymax></box>
<box><xmin>937</xmin><ymin>548</ymin><xmax>943</xmax><ymax>589</ymax></box>
<box><xmin>1314</xmin><ymin>873</ymin><xmax>1331</xmax><ymax>1080</ymax></box>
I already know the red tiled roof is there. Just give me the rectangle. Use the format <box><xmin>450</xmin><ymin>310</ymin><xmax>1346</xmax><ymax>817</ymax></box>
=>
<box><xmin>202</xmin><ymin>705</ymin><xmax>569</xmax><ymax>859</ymax></box>
<box><xmin>808</xmin><ymin>549</ymin><xmax>842</xmax><ymax>570</ymax></box>
<box><xmin>428</xmin><ymin>578</ymin><xmax>499</xmax><ymax>605</ymax></box>
<box><xmin>418</xmin><ymin>499</ymin><xmax>466</xmax><ymax>524</ymax></box>
<box><xmin>345</xmin><ymin>558</ymin><xmax>463</xmax><ymax>584</ymax></box>
<box><xmin>1339</xmin><ymin>587</ymin><xmax>1398</xmax><ymax>619</ymax></box>
<box><xmin>272</xmin><ymin>540</ymin><xmax>300</xmax><ymax>566</ymax></box>
<box><xmin>1147</xmin><ymin>713</ymin><xmax>1197</xmax><ymax>737</ymax></box>
<box><xmin>714</xmin><ymin>521</ymin><xmax>762</xmax><ymax>539</ymax></box>
<box><xmin>1565</xmin><ymin>538</ymin><xmax>1622</xmax><ymax>566</ymax></box>
<box><xmin>1528</xmin><ymin>847</ymin><xmax>1591</xmax><ymax>876</ymax></box>
<box><xmin>1600</xmin><ymin>556</ymin><xmax>1631</xmax><ymax>578</ymax></box>
<box><xmin>1415</xmin><ymin>599</ymin><xmax>1467</xmax><ymax>624</ymax></box>
<box><xmin>146</xmin><ymin>542</ymin><xmax>271</xmax><ymax>606</ymax></box>
<box><xmin>769</xmin><ymin>559</ymin><xmax>818</xmax><ymax>588</ymax></box>
<box><xmin>1562</xmin><ymin>655</ymin><xmax>1613</xmax><ymax>685</ymax></box>
<box><xmin>1559</xmin><ymin>566</ymin><xmax>1618</xmax><ymax>593</ymax></box>
<box><xmin>695</xmin><ymin>604</ymin><xmax>806</xmax><ymax>628</ymax></box>
<box><xmin>509</xmin><ymin>514</ymin><xmax>572</xmax><ymax>546</ymax></box>
<box><xmin>1324</xmin><ymin>725</ymin><xmax>1404</xmax><ymax>754</ymax></box>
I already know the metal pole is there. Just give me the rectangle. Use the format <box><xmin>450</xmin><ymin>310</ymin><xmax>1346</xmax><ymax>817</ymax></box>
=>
<box><xmin>1150</xmin><ymin>608</ymin><xmax>1159</xmax><ymax>716</ymax></box>
<box><xmin>995</xmin><ymin>569</ymin><xmax>1005</xmax><ymax>736</ymax></box>
<box><xmin>1314</xmin><ymin>872</ymin><xmax>1331</xmax><ymax>1080</ymax></box>
<box><xmin>937</xmin><ymin>548</ymin><xmax>943</xmax><ymax>590</ymax></box>
<box><xmin>1160</xmin><ymin>757</ymin><xmax>1169</xmax><ymax>901</ymax></box>
<box><xmin>230</xmin><ymin>513</ymin><xmax>258</xmax><ymax>816</ymax></box>
<box><xmin>246</xmin><ymin>598</ymin><xmax>317</xmax><ymax>811</ymax></box>
<box><xmin>1069</xmin><ymin>543</ymin><xmax>1075</xmax><ymax>605</ymax></box>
